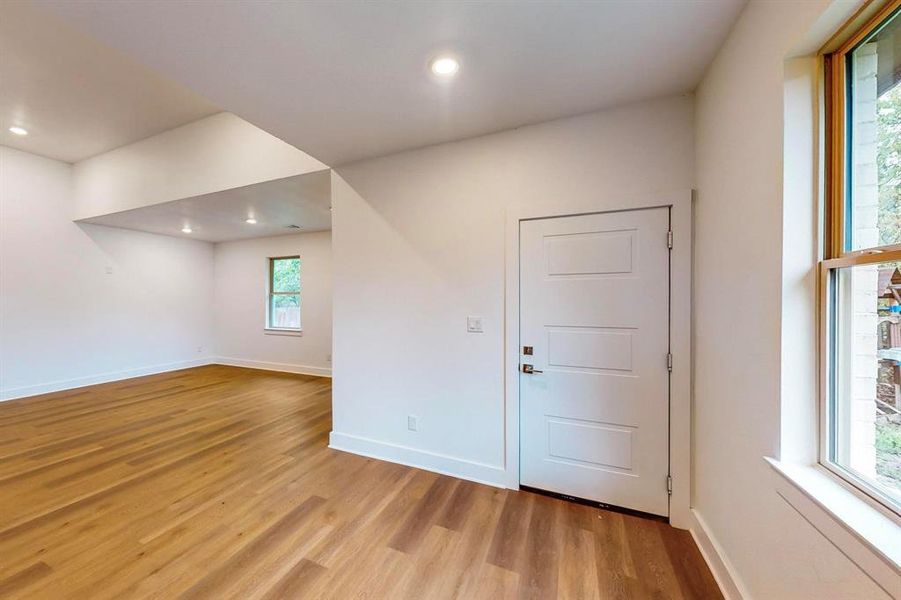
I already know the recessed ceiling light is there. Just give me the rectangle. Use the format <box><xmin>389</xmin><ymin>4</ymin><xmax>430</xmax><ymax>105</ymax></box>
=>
<box><xmin>9</xmin><ymin>126</ymin><xmax>28</xmax><ymax>136</ymax></box>
<box><xmin>245</xmin><ymin>218</ymin><xmax>257</xmax><ymax>224</ymax></box>
<box><xmin>181</xmin><ymin>226</ymin><xmax>193</xmax><ymax>233</ymax></box>
<box><xmin>430</xmin><ymin>56</ymin><xmax>460</xmax><ymax>77</ymax></box>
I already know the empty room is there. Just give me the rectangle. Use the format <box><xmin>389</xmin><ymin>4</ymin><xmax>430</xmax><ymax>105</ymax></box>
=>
<box><xmin>0</xmin><ymin>0</ymin><xmax>899</xmax><ymax>598</ymax></box>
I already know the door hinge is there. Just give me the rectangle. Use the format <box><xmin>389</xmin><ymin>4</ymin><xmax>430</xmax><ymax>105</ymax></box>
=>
<box><xmin>667</xmin><ymin>230</ymin><xmax>673</xmax><ymax>249</ymax></box>
<box><xmin>666</xmin><ymin>352</ymin><xmax>673</xmax><ymax>372</ymax></box>
<box><xmin>667</xmin><ymin>475</ymin><xmax>673</xmax><ymax>495</ymax></box>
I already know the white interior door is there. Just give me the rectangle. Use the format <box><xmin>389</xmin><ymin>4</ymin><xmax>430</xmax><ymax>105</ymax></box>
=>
<box><xmin>519</xmin><ymin>207</ymin><xmax>670</xmax><ymax>517</ymax></box>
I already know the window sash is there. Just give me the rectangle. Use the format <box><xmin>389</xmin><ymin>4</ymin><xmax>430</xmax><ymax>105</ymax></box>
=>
<box><xmin>819</xmin><ymin>250</ymin><xmax>901</xmax><ymax>515</ymax></box>
<box><xmin>824</xmin><ymin>0</ymin><xmax>901</xmax><ymax>259</ymax></box>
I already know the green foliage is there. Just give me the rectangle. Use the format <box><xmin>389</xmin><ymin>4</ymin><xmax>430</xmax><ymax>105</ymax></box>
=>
<box><xmin>272</xmin><ymin>257</ymin><xmax>300</xmax><ymax>293</ymax></box>
<box><xmin>876</xmin><ymin>420</ymin><xmax>901</xmax><ymax>455</ymax></box>
<box><xmin>877</xmin><ymin>84</ymin><xmax>901</xmax><ymax>247</ymax></box>
<box><xmin>875</xmin><ymin>421</ymin><xmax>901</xmax><ymax>485</ymax></box>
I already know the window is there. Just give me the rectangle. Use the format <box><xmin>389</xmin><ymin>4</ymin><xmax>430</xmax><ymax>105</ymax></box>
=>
<box><xmin>267</xmin><ymin>256</ymin><xmax>301</xmax><ymax>330</ymax></box>
<box><xmin>822</xmin><ymin>0</ymin><xmax>901</xmax><ymax>514</ymax></box>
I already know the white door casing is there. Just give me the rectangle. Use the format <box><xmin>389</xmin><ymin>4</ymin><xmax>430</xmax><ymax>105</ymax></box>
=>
<box><xmin>519</xmin><ymin>207</ymin><xmax>670</xmax><ymax>517</ymax></box>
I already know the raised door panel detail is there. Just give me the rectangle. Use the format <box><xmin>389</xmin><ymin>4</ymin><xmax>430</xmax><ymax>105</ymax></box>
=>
<box><xmin>547</xmin><ymin>417</ymin><xmax>634</xmax><ymax>471</ymax></box>
<box><xmin>547</xmin><ymin>328</ymin><xmax>634</xmax><ymax>372</ymax></box>
<box><xmin>545</xmin><ymin>229</ymin><xmax>635</xmax><ymax>276</ymax></box>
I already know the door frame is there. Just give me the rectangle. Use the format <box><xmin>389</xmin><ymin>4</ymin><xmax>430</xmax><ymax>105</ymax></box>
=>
<box><xmin>503</xmin><ymin>189</ymin><xmax>692</xmax><ymax>528</ymax></box>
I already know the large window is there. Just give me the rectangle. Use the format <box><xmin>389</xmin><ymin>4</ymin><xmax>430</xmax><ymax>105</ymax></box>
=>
<box><xmin>822</xmin><ymin>0</ymin><xmax>901</xmax><ymax>514</ymax></box>
<box><xmin>267</xmin><ymin>256</ymin><xmax>301</xmax><ymax>331</ymax></box>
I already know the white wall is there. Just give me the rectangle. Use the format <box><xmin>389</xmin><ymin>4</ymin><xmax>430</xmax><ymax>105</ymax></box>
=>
<box><xmin>73</xmin><ymin>112</ymin><xmax>327</xmax><ymax>220</ymax></box>
<box><xmin>0</xmin><ymin>146</ymin><xmax>215</xmax><ymax>400</ymax></box>
<box><xmin>694</xmin><ymin>1</ymin><xmax>890</xmax><ymax>598</ymax></box>
<box><xmin>330</xmin><ymin>95</ymin><xmax>693</xmax><ymax>485</ymax></box>
<box><xmin>213</xmin><ymin>231</ymin><xmax>332</xmax><ymax>376</ymax></box>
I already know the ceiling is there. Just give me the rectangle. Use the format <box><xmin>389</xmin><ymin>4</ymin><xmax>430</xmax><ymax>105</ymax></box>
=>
<box><xmin>35</xmin><ymin>0</ymin><xmax>747</xmax><ymax>167</ymax></box>
<box><xmin>79</xmin><ymin>169</ymin><xmax>332</xmax><ymax>243</ymax></box>
<box><xmin>0</xmin><ymin>1</ymin><xmax>220</xmax><ymax>163</ymax></box>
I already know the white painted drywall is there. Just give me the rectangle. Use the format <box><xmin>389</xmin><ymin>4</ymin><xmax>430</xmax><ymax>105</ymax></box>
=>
<box><xmin>694</xmin><ymin>0</ymin><xmax>890</xmax><ymax>598</ymax></box>
<box><xmin>330</xmin><ymin>96</ymin><xmax>693</xmax><ymax>485</ymax></box>
<box><xmin>36</xmin><ymin>0</ymin><xmax>743</xmax><ymax>167</ymax></box>
<box><xmin>72</xmin><ymin>112</ymin><xmax>327</xmax><ymax>220</ymax></box>
<box><xmin>213</xmin><ymin>231</ymin><xmax>332</xmax><ymax>377</ymax></box>
<box><xmin>781</xmin><ymin>56</ymin><xmax>820</xmax><ymax>467</ymax></box>
<box><xmin>0</xmin><ymin>146</ymin><xmax>215</xmax><ymax>400</ymax></box>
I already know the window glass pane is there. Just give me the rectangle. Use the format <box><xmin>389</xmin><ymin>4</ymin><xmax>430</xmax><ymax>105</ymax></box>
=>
<box><xmin>830</xmin><ymin>260</ymin><xmax>901</xmax><ymax>507</ymax></box>
<box><xmin>849</xmin><ymin>9</ymin><xmax>901</xmax><ymax>250</ymax></box>
<box><xmin>272</xmin><ymin>257</ymin><xmax>300</xmax><ymax>293</ymax></box>
<box><xmin>270</xmin><ymin>294</ymin><xmax>300</xmax><ymax>329</ymax></box>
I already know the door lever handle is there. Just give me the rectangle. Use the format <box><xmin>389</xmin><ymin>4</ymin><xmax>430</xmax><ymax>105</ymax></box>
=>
<box><xmin>521</xmin><ymin>364</ymin><xmax>543</xmax><ymax>374</ymax></box>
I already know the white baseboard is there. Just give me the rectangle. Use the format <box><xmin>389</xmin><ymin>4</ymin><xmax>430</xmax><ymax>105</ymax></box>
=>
<box><xmin>690</xmin><ymin>509</ymin><xmax>748</xmax><ymax>600</ymax></box>
<box><xmin>0</xmin><ymin>356</ymin><xmax>330</xmax><ymax>403</ymax></box>
<box><xmin>329</xmin><ymin>431</ymin><xmax>507</xmax><ymax>489</ymax></box>
<box><xmin>214</xmin><ymin>356</ymin><xmax>332</xmax><ymax>378</ymax></box>
<box><xmin>0</xmin><ymin>357</ymin><xmax>214</xmax><ymax>402</ymax></box>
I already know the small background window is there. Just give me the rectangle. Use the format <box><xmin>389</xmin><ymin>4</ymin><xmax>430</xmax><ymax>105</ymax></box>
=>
<box><xmin>268</xmin><ymin>256</ymin><xmax>301</xmax><ymax>330</ymax></box>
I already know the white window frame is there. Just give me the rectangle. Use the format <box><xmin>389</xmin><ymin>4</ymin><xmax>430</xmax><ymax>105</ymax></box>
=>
<box><xmin>265</xmin><ymin>255</ymin><xmax>302</xmax><ymax>333</ymax></box>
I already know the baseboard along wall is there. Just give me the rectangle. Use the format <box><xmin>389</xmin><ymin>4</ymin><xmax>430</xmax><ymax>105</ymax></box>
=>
<box><xmin>0</xmin><ymin>356</ymin><xmax>331</xmax><ymax>402</ymax></box>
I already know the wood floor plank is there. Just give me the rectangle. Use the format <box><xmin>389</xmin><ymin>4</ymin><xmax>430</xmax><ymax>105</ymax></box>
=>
<box><xmin>593</xmin><ymin>510</ymin><xmax>642</xmax><ymax>599</ymax></box>
<box><xmin>660</xmin><ymin>525</ymin><xmax>725</xmax><ymax>600</ymax></box>
<box><xmin>623</xmin><ymin>515</ymin><xmax>689</xmax><ymax>600</ymax></box>
<box><xmin>179</xmin><ymin>494</ymin><xmax>327</xmax><ymax>599</ymax></box>
<box><xmin>520</xmin><ymin>493</ymin><xmax>562</xmax><ymax>599</ymax></box>
<box><xmin>0</xmin><ymin>562</ymin><xmax>52</xmax><ymax>598</ymax></box>
<box><xmin>259</xmin><ymin>558</ymin><xmax>327</xmax><ymax>600</ymax></box>
<box><xmin>0</xmin><ymin>365</ymin><xmax>723</xmax><ymax>599</ymax></box>
<box><xmin>485</xmin><ymin>488</ymin><xmax>535</xmax><ymax>572</ymax></box>
<box><xmin>437</xmin><ymin>478</ymin><xmax>479</xmax><ymax>532</ymax></box>
<box><xmin>559</xmin><ymin>525</ymin><xmax>601</xmax><ymax>600</ymax></box>
<box><xmin>389</xmin><ymin>475</ymin><xmax>458</xmax><ymax>554</ymax></box>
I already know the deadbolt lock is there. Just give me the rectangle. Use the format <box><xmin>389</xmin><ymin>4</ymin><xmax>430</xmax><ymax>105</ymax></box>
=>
<box><xmin>523</xmin><ymin>346</ymin><xmax>533</xmax><ymax>355</ymax></box>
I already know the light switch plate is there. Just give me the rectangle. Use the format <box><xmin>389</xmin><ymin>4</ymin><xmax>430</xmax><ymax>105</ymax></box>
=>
<box><xmin>467</xmin><ymin>316</ymin><xmax>484</xmax><ymax>333</ymax></box>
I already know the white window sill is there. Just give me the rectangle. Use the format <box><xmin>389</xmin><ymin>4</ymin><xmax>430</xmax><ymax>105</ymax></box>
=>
<box><xmin>764</xmin><ymin>457</ymin><xmax>900</xmax><ymax>594</ymax></box>
<box><xmin>263</xmin><ymin>328</ymin><xmax>303</xmax><ymax>337</ymax></box>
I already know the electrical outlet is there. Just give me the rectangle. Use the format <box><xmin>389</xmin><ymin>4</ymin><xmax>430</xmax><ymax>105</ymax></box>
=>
<box><xmin>105</xmin><ymin>266</ymin><xmax>113</xmax><ymax>275</ymax></box>
<box><xmin>467</xmin><ymin>316</ymin><xmax>484</xmax><ymax>333</ymax></box>
<box><xmin>407</xmin><ymin>415</ymin><xmax>418</xmax><ymax>432</ymax></box>
<box><xmin>326</xmin><ymin>354</ymin><xmax>332</xmax><ymax>363</ymax></box>
<box><xmin>196</xmin><ymin>346</ymin><xmax>203</xmax><ymax>354</ymax></box>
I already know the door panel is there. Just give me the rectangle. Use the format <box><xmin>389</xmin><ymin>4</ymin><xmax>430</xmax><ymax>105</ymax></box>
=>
<box><xmin>547</xmin><ymin>418</ymin><xmax>634</xmax><ymax>470</ymax></box>
<box><xmin>519</xmin><ymin>208</ymin><xmax>670</xmax><ymax>516</ymax></box>
<box><xmin>547</xmin><ymin>327</ymin><xmax>634</xmax><ymax>372</ymax></box>
<box><xmin>545</xmin><ymin>229</ymin><xmax>636</xmax><ymax>276</ymax></box>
